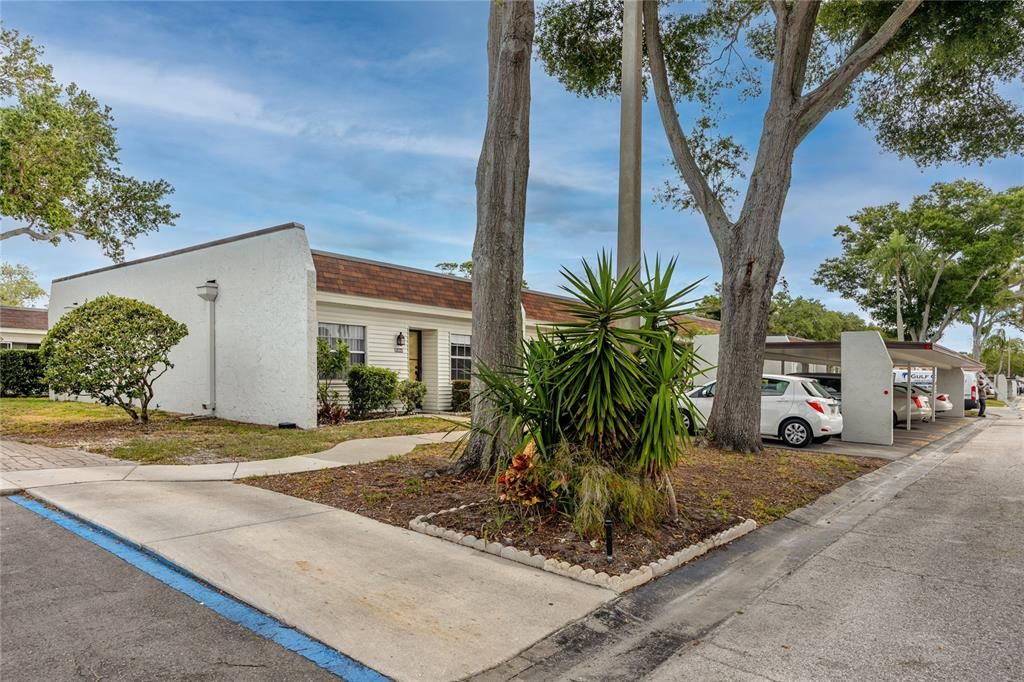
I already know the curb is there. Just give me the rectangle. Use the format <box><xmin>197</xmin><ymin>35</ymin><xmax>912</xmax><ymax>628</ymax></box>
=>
<box><xmin>409</xmin><ymin>500</ymin><xmax>757</xmax><ymax>594</ymax></box>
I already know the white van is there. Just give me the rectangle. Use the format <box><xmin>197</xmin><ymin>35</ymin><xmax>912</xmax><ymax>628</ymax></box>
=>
<box><xmin>964</xmin><ymin>371</ymin><xmax>979</xmax><ymax>410</ymax></box>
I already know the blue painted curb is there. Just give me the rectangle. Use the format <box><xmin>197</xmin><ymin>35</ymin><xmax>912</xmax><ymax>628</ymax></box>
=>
<box><xmin>8</xmin><ymin>494</ymin><xmax>390</xmax><ymax>682</ymax></box>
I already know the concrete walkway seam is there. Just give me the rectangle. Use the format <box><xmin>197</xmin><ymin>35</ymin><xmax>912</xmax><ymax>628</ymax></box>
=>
<box><xmin>8</xmin><ymin>494</ymin><xmax>390</xmax><ymax>682</ymax></box>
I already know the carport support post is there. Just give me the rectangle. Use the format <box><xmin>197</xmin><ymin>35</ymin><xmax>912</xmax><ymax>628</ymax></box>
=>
<box><xmin>937</xmin><ymin>367</ymin><xmax>965</xmax><ymax>418</ymax></box>
<box><xmin>905</xmin><ymin>365</ymin><xmax>912</xmax><ymax>432</ymax></box>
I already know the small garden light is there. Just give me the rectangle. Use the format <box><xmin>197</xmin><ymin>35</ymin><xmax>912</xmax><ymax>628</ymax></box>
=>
<box><xmin>605</xmin><ymin>518</ymin><xmax>613</xmax><ymax>564</ymax></box>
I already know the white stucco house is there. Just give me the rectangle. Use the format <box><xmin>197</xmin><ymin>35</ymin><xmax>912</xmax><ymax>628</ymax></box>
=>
<box><xmin>48</xmin><ymin>223</ymin><xmax>577</xmax><ymax>429</ymax></box>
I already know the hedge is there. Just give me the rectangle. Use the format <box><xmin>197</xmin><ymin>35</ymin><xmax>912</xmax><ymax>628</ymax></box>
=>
<box><xmin>451</xmin><ymin>379</ymin><xmax>470</xmax><ymax>412</ymax></box>
<box><xmin>0</xmin><ymin>349</ymin><xmax>46</xmax><ymax>397</ymax></box>
<box><xmin>397</xmin><ymin>379</ymin><xmax>426</xmax><ymax>414</ymax></box>
<box><xmin>347</xmin><ymin>364</ymin><xmax>399</xmax><ymax>418</ymax></box>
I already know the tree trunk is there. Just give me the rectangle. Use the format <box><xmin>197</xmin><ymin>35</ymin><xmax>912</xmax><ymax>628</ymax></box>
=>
<box><xmin>450</xmin><ymin>0</ymin><xmax>533</xmax><ymax>474</ymax></box>
<box><xmin>706</xmin><ymin>218</ymin><xmax>785</xmax><ymax>453</ymax></box>
<box><xmin>896</xmin><ymin>283</ymin><xmax>904</xmax><ymax>342</ymax></box>
<box><xmin>705</xmin><ymin>76</ymin><xmax>794</xmax><ymax>453</ymax></box>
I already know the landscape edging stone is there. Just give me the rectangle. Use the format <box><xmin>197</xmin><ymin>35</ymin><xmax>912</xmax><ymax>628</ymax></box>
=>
<box><xmin>408</xmin><ymin>500</ymin><xmax>757</xmax><ymax>593</ymax></box>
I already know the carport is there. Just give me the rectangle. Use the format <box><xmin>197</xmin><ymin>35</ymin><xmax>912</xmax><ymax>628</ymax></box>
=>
<box><xmin>763</xmin><ymin>331</ymin><xmax>985</xmax><ymax>446</ymax></box>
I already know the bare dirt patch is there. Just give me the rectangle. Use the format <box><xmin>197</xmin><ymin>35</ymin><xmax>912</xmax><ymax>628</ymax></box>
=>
<box><xmin>245</xmin><ymin>442</ymin><xmax>888</xmax><ymax>574</ymax></box>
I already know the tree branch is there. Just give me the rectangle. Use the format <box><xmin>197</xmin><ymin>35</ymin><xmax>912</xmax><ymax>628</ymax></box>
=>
<box><xmin>796</xmin><ymin>0</ymin><xmax>923</xmax><ymax>141</ymax></box>
<box><xmin>932</xmin><ymin>266</ymin><xmax>992</xmax><ymax>341</ymax></box>
<box><xmin>918</xmin><ymin>256</ymin><xmax>950</xmax><ymax>339</ymax></box>
<box><xmin>642</xmin><ymin>0</ymin><xmax>732</xmax><ymax>240</ymax></box>
<box><xmin>784</xmin><ymin>0</ymin><xmax>821</xmax><ymax>98</ymax></box>
<box><xmin>1</xmin><ymin>224</ymin><xmax>55</xmax><ymax>241</ymax></box>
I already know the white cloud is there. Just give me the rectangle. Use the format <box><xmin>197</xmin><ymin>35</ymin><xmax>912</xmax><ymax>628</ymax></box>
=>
<box><xmin>49</xmin><ymin>49</ymin><xmax>304</xmax><ymax>135</ymax></box>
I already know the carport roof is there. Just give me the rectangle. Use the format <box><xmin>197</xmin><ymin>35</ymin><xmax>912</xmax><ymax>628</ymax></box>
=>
<box><xmin>763</xmin><ymin>340</ymin><xmax>986</xmax><ymax>371</ymax></box>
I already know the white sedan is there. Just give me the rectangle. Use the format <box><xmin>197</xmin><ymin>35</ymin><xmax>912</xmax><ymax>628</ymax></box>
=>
<box><xmin>682</xmin><ymin>374</ymin><xmax>843</xmax><ymax>448</ymax></box>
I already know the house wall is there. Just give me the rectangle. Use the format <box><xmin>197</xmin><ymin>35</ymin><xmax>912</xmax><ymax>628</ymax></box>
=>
<box><xmin>316</xmin><ymin>292</ymin><xmax>544</xmax><ymax>413</ymax></box>
<box><xmin>48</xmin><ymin>225</ymin><xmax>318</xmax><ymax>428</ymax></box>
<box><xmin>0</xmin><ymin>328</ymin><xmax>46</xmax><ymax>348</ymax></box>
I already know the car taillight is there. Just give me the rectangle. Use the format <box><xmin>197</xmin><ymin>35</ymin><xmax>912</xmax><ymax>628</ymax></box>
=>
<box><xmin>971</xmin><ymin>386</ymin><xmax>977</xmax><ymax>400</ymax></box>
<box><xmin>938</xmin><ymin>394</ymin><xmax>947</xmax><ymax>401</ymax></box>
<box><xmin>806</xmin><ymin>400</ymin><xmax>825</xmax><ymax>414</ymax></box>
<box><xmin>912</xmin><ymin>396</ymin><xmax>923</xmax><ymax>408</ymax></box>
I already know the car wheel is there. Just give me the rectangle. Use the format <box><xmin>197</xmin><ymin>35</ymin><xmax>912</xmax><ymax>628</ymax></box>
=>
<box><xmin>780</xmin><ymin>418</ymin><xmax>812</xmax><ymax>448</ymax></box>
<box><xmin>812</xmin><ymin>435</ymin><xmax>831</xmax><ymax>444</ymax></box>
<box><xmin>893</xmin><ymin>411</ymin><xmax>899</xmax><ymax>427</ymax></box>
<box><xmin>681</xmin><ymin>409</ymin><xmax>695</xmax><ymax>436</ymax></box>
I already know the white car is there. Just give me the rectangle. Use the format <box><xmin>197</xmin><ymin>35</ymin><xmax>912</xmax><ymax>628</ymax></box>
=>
<box><xmin>682</xmin><ymin>374</ymin><xmax>843</xmax><ymax>448</ymax></box>
<box><xmin>892</xmin><ymin>385</ymin><xmax>931</xmax><ymax>425</ymax></box>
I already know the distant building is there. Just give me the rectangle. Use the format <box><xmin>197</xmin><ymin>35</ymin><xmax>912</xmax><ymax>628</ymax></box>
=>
<box><xmin>0</xmin><ymin>306</ymin><xmax>48</xmax><ymax>349</ymax></box>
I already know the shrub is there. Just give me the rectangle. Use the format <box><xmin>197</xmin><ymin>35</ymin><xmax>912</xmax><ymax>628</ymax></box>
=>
<box><xmin>347</xmin><ymin>364</ymin><xmax>399</xmax><ymax>419</ymax></box>
<box><xmin>0</xmin><ymin>349</ymin><xmax>46</xmax><ymax>396</ymax></box>
<box><xmin>316</xmin><ymin>337</ymin><xmax>349</xmax><ymax>425</ymax></box>
<box><xmin>397</xmin><ymin>379</ymin><xmax>426</xmax><ymax>414</ymax></box>
<box><xmin>41</xmin><ymin>294</ymin><xmax>188</xmax><ymax>423</ymax></box>
<box><xmin>451</xmin><ymin>379</ymin><xmax>471</xmax><ymax>411</ymax></box>
<box><xmin>477</xmin><ymin>254</ymin><xmax>702</xmax><ymax>536</ymax></box>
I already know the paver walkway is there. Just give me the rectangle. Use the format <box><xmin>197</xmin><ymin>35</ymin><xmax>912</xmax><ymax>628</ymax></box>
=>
<box><xmin>0</xmin><ymin>441</ymin><xmax>120</xmax><ymax>471</ymax></box>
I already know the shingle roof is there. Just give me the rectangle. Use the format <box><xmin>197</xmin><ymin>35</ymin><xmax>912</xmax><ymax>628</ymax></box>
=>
<box><xmin>672</xmin><ymin>314</ymin><xmax>722</xmax><ymax>335</ymax></box>
<box><xmin>0</xmin><ymin>306</ymin><xmax>48</xmax><ymax>330</ymax></box>
<box><xmin>312</xmin><ymin>251</ymin><xmax>578</xmax><ymax>323</ymax></box>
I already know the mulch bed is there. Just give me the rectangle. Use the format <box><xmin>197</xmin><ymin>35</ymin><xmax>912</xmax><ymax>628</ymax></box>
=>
<box><xmin>245</xmin><ymin>442</ymin><xmax>888</xmax><ymax>574</ymax></box>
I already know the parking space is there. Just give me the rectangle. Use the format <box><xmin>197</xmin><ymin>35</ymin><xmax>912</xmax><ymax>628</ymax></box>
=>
<box><xmin>772</xmin><ymin>415</ymin><xmax>976</xmax><ymax>460</ymax></box>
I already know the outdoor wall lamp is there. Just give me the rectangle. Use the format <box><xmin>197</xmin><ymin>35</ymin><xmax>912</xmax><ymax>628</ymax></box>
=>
<box><xmin>396</xmin><ymin>331</ymin><xmax>406</xmax><ymax>348</ymax></box>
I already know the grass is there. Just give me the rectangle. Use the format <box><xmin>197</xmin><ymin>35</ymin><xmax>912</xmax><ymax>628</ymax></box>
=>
<box><xmin>0</xmin><ymin>398</ymin><xmax>464</xmax><ymax>464</ymax></box>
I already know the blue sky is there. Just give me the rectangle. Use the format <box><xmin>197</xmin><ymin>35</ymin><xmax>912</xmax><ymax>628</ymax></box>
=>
<box><xmin>3</xmin><ymin>1</ymin><xmax>1022</xmax><ymax>351</ymax></box>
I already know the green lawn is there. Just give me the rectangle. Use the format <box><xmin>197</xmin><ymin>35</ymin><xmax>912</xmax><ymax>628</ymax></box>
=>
<box><xmin>0</xmin><ymin>398</ymin><xmax>465</xmax><ymax>464</ymax></box>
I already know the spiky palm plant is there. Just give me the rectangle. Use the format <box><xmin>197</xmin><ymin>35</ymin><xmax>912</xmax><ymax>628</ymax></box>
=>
<box><xmin>473</xmin><ymin>254</ymin><xmax>703</xmax><ymax>532</ymax></box>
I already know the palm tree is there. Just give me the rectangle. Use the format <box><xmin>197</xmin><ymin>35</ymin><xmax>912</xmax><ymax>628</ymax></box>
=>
<box><xmin>868</xmin><ymin>230</ymin><xmax>925</xmax><ymax>342</ymax></box>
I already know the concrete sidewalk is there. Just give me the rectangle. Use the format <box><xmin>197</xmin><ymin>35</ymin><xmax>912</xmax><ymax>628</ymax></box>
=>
<box><xmin>485</xmin><ymin>410</ymin><xmax>1021</xmax><ymax>681</ymax></box>
<box><xmin>0</xmin><ymin>430</ymin><xmax>466</xmax><ymax>495</ymax></box>
<box><xmin>27</xmin><ymin>479</ymin><xmax>613</xmax><ymax>681</ymax></box>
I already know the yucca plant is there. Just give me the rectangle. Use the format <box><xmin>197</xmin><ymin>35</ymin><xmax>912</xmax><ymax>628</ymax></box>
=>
<box><xmin>473</xmin><ymin>254</ymin><xmax>704</xmax><ymax>533</ymax></box>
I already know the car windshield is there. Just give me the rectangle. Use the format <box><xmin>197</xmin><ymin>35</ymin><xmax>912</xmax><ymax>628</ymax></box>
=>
<box><xmin>801</xmin><ymin>380</ymin><xmax>832</xmax><ymax>399</ymax></box>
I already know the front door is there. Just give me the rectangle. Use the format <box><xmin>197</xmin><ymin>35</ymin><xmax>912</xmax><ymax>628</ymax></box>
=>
<box><xmin>408</xmin><ymin>330</ymin><xmax>422</xmax><ymax>381</ymax></box>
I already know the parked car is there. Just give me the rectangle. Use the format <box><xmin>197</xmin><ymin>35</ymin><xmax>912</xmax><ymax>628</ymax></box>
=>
<box><xmin>682</xmin><ymin>374</ymin><xmax>842</xmax><ymax>448</ymax></box>
<box><xmin>927</xmin><ymin>388</ymin><xmax>953</xmax><ymax>413</ymax></box>
<box><xmin>892</xmin><ymin>384</ymin><xmax>931</xmax><ymax>425</ymax></box>
<box><xmin>790</xmin><ymin>372</ymin><xmax>842</xmax><ymax>400</ymax></box>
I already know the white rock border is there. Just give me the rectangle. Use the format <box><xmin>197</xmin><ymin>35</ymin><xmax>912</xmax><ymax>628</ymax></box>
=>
<box><xmin>410</xmin><ymin>501</ymin><xmax>757</xmax><ymax>594</ymax></box>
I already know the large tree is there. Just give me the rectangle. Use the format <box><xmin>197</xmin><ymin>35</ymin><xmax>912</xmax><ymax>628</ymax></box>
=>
<box><xmin>815</xmin><ymin>181</ymin><xmax>1024</xmax><ymax>343</ymax></box>
<box><xmin>961</xmin><ymin>265</ymin><xmax>1024</xmax><ymax>360</ymax></box>
<box><xmin>537</xmin><ymin>0</ymin><xmax>1024</xmax><ymax>452</ymax></box>
<box><xmin>452</xmin><ymin>0</ymin><xmax>535</xmax><ymax>473</ymax></box>
<box><xmin>0</xmin><ymin>261</ymin><xmax>45</xmax><ymax>306</ymax></box>
<box><xmin>0</xmin><ymin>27</ymin><xmax>177</xmax><ymax>262</ymax></box>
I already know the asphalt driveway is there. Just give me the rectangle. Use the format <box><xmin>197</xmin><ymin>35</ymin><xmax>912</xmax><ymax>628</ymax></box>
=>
<box><xmin>0</xmin><ymin>498</ymin><xmax>337</xmax><ymax>681</ymax></box>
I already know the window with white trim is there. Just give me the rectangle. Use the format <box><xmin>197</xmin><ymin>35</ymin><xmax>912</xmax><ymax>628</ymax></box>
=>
<box><xmin>450</xmin><ymin>333</ymin><xmax>472</xmax><ymax>381</ymax></box>
<box><xmin>318</xmin><ymin>323</ymin><xmax>366</xmax><ymax>365</ymax></box>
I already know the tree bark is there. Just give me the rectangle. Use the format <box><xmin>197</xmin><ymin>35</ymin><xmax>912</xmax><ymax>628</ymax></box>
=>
<box><xmin>896</xmin><ymin>283</ymin><xmax>905</xmax><ymax>341</ymax></box>
<box><xmin>450</xmin><ymin>0</ymin><xmax>533</xmax><ymax>474</ymax></box>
